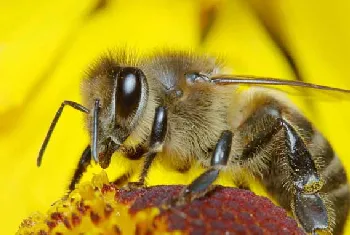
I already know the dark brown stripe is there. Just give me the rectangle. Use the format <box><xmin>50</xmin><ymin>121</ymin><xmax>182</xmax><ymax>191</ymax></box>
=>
<box><xmin>241</xmin><ymin>119</ymin><xmax>282</xmax><ymax>161</ymax></box>
<box><xmin>321</xmin><ymin>156</ymin><xmax>348</xmax><ymax>193</ymax></box>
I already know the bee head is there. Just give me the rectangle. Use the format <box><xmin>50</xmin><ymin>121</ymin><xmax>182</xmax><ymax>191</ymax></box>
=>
<box><xmin>83</xmin><ymin>56</ymin><xmax>148</xmax><ymax>168</ymax></box>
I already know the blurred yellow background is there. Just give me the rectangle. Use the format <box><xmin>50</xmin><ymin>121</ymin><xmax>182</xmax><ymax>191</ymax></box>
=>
<box><xmin>1</xmin><ymin>0</ymin><xmax>350</xmax><ymax>234</ymax></box>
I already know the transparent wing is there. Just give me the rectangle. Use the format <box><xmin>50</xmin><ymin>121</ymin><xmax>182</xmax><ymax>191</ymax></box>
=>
<box><xmin>210</xmin><ymin>74</ymin><xmax>350</xmax><ymax>101</ymax></box>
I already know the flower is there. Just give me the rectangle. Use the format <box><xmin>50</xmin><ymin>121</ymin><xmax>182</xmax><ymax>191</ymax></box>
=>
<box><xmin>17</xmin><ymin>171</ymin><xmax>305</xmax><ymax>234</ymax></box>
<box><xmin>1</xmin><ymin>0</ymin><xmax>350</xmax><ymax>234</ymax></box>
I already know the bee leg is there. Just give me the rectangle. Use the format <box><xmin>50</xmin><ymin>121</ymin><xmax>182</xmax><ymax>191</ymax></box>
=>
<box><xmin>68</xmin><ymin>145</ymin><xmax>91</xmax><ymax>191</ymax></box>
<box><xmin>127</xmin><ymin>106</ymin><xmax>168</xmax><ymax>189</ymax></box>
<box><xmin>171</xmin><ymin>130</ymin><xmax>233</xmax><ymax>205</ymax></box>
<box><xmin>238</xmin><ymin>106</ymin><xmax>328</xmax><ymax>233</ymax></box>
<box><xmin>282</xmin><ymin>121</ymin><xmax>328</xmax><ymax>233</ymax></box>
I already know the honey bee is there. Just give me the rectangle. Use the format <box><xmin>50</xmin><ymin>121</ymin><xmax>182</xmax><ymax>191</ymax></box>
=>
<box><xmin>37</xmin><ymin>50</ymin><xmax>350</xmax><ymax>234</ymax></box>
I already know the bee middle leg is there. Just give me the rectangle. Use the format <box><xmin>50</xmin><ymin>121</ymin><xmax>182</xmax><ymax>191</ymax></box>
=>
<box><xmin>127</xmin><ymin>106</ymin><xmax>168</xmax><ymax>188</ymax></box>
<box><xmin>170</xmin><ymin>130</ymin><xmax>233</xmax><ymax>205</ymax></box>
<box><xmin>237</xmin><ymin>104</ymin><xmax>329</xmax><ymax>233</ymax></box>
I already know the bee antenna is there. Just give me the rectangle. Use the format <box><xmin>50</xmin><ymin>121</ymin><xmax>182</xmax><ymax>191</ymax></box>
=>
<box><xmin>91</xmin><ymin>99</ymin><xmax>100</xmax><ymax>163</ymax></box>
<box><xmin>37</xmin><ymin>101</ymin><xmax>89</xmax><ymax>167</ymax></box>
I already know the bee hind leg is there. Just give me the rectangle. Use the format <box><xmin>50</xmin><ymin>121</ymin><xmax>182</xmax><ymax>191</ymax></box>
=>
<box><xmin>238</xmin><ymin>104</ymin><xmax>330</xmax><ymax>233</ymax></box>
<box><xmin>281</xmin><ymin>119</ymin><xmax>329</xmax><ymax>233</ymax></box>
<box><xmin>170</xmin><ymin>130</ymin><xmax>233</xmax><ymax>206</ymax></box>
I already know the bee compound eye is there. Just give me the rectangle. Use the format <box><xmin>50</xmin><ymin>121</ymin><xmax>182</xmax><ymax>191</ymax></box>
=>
<box><xmin>115</xmin><ymin>67</ymin><xmax>143</xmax><ymax>119</ymax></box>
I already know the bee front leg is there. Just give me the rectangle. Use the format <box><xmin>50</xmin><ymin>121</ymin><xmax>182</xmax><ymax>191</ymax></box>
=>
<box><xmin>237</xmin><ymin>104</ymin><xmax>329</xmax><ymax>233</ymax></box>
<box><xmin>170</xmin><ymin>130</ymin><xmax>233</xmax><ymax>205</ymax></box>
<box><xmin>127</xmin><ymin>106</ymin><xmax>168</xmax><ymax>189</ymax></box>
<box><xmin>68</xmin><ymin>145</ymin><xmax>91</xmax><ymax>191</ymax></box>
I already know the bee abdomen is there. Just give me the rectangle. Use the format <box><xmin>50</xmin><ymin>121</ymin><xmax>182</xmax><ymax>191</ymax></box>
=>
<box><xmin>231</xmin><ymin>90</ymin><xmax>349</xmax><ymax>233</ymax></box>
<box><xmin>318</xmin><ymin>145</ymin><xmax>350</xmax><ymax>234</ymax></box>
<box><xmin>276</xmin><ymin>125</ymin><xmax>350</xmax><ymax>234</ymax></box>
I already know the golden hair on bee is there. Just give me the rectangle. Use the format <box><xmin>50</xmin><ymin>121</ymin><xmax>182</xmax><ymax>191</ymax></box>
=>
<box><xmin>37</xmin><ymin>49</ymin><xmax>350</xmax><ymax>234</ymax></box>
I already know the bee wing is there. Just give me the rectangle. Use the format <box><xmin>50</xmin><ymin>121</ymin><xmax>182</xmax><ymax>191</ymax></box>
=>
<box><xmin>210</xmin><ymin>74</ymin><xmax>350</xmax><ymax>101</ymax></box>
